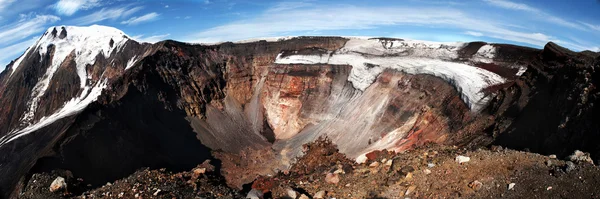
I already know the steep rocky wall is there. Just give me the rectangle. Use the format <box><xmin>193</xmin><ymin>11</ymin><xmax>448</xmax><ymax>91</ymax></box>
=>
<box><xmin>3</xmin><ymin>35</ymin><xmax>600</xmax><ymax>199</ymax></box>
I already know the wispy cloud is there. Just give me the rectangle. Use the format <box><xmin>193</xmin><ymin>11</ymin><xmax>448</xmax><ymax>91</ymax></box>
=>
<box><xmin>483</xmin><ymin>0</ymin><xmax>539</xmax><ymax>12</ymax></box>
<box><xmin>132</xmin><ymin>34</ymin><xmax>170</xmax><ymax>43</ymax></box>
<box><xmin>70</xmin><ymin>6</ymin><xmax>142</xmax><ymax>25</ymax></box>
<box><xmin>267</xmin><ymin>1</ymin><xmax>313</xmax><ymax>12</ymax></box>
<box><xmin>465</xmin><ymin>31</ymin><xmax>484</xmax><ymax>37</ymax></box>
<box><xmin>121</xmin><ymin>12</ymin><xmax>160</xmax><ymax>25</ymax></box>
<box><xmin>189</xmin><ymin>4</ymin><xmax>554</xmax><ymax>48</ymax></box>
<box><xmin>0</xmin><ymin>37</ymin><xmax>37</xmax><ymax>69</ymax></box>
<box><xmin>54</xmin><ymin>0</ymin><xmax>101</xmax><ymax>16</ymax></box>
<box><xmin>0</xmin><ymin>15</ymin><xmax>60</xmax><ymax>46</ymax></box>
<box><xmin>484</xmin><ymin>0</ymin><xmax>586</xmax><ymax>30</ymax></box>
<box><xmin>579</xmin><ymin>21</ymin><xmax>600</xmax><ymax>32</ymax></box>
<box><xmin>0</xmin><ymin>0</ymin><xmax>16</xmax><ymax>12</ymax></box>
<box><xmin>204</xmin><ymin>0</ymin><xmax>211</xmax><ymax>4</ymax></box>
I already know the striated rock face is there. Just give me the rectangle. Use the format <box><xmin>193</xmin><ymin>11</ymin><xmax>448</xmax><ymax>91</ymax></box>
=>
<box><xmin>0</xmin><ymin>25</ymin><xmax>599</xmax><ymax>198</ymax></box>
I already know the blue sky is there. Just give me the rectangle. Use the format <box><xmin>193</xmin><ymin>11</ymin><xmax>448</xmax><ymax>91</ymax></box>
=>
<box><xmin>0</xmin><ymin>0</ymin><xmax>599</xmax><ymax>71</ymax></box>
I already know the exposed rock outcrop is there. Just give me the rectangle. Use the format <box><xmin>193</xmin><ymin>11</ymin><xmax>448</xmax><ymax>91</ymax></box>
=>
<box><xmin>0</xmin><ymin>25</ymin><xmax>599</xmax><ymax>198</ymax></box>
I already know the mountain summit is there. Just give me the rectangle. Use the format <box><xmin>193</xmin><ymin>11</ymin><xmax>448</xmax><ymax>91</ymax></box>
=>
<box><xmin>0</xmin><ymin>25</ymin><xmax>599</xmax><ymax>198</ymax></box>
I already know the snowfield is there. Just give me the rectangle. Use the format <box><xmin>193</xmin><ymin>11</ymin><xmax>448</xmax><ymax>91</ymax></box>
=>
<box><xmin>0</xmin><ymin>79</ymin><xmax>108</xmax><ymax>147</ymax></box>
<box><xmin>17</xmin><ymin>25</ymin><xmax>129</xmax><ymax>124</ymax></box>
<box><xmin>275</xmin><ymin>38</ymin><xmax>506</xmax><ymax>112</ymax></box>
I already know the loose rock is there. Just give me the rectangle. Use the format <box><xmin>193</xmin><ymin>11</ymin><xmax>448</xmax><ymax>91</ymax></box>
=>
<box><xmin>325</xmin><ymin>173</ymin><xmax>340</xmax><ymax>184</ymax></box>
<box><xmin>246</xmin><ymin>189</ymin><xmax>263</xmax><ymax>199</ymax></box>
<box><xmin>286</xmin><ymin>188</ymin><xmax>298</xmax><ymax>199</ymax></box>
<box><xmin>405</xmin><ymin>185</ymin><xmax>417</xmax><ymax>195</ymax></box>
<box><xmin>468</xmin><ymin>180</ymin><xmax>483</xmax><ymax>190</ymax></box>
<box><xmin>564</xmin><ymin>161</ymin><xmax>576</xmax><ymax>173</ymax></box>
<box><xmin>314</xmin><ymin>190</ymin><xmax>326</xmax><ymax>199</ymax></box>
<box><xmin>569</xmin><ymin>150</ymin><xmax>594</xmax><ymax>164</ymax></box>
<box><xmin>49</xmin><ymin>177</ymin><xmax>67</xmax><ymax>193</ymax></box>
<box><xmin>508</xmin><ymin>183</ymin><xmax>516</xmax><ymax>190</ymax></box>
<box><xmin>455</xmin><ymin>155</ymin><xmax>470</xmax><ymax>164</ymax></box>
<box><xmin>423</xmin><ymin>169</ymin><xmax>432</xmax><ymax>175</ymax></box>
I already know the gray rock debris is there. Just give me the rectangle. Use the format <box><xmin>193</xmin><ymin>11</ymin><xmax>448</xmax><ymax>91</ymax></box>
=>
<box><xmin>49</xmin><ymin>177</ymin><xmax>67</xmax><ymax>192</ymax></box>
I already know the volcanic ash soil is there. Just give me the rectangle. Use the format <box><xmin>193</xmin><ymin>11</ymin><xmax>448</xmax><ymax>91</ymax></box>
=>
<box><xmin>21</xmin><ymin>140</ymin><xmax>600</xmax><ymax>199</ymax></box>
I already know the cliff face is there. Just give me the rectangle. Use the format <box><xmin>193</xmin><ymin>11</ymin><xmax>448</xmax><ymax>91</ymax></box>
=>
<box><xmin>0</xmin><ymin>26</ymin><xmax>599</xmax><ymax>198</ymax></box>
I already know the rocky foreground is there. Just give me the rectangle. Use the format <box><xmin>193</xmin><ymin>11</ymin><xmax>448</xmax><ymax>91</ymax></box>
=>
<box><xmin>20</xmin><ymin>139</ymin><xmax>600</xmax><ymax>199</ymax></box>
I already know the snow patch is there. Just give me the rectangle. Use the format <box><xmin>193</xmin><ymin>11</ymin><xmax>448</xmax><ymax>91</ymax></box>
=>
<box><xmin>275</xmin><ymin>38</ymin><xmax>506</xmax><ymax>112</ymax></box>
<box><xmin>516</xmin><ymin>65</ymin><xmax>527</xmax><ymax>76</ymax></box>
<box><xmin>471</xmin><ymin>44</ymin><xmax>496</xmax><ymax>63</ymax></box>
<box><xmin>9</xmin><ymin>46</ymin><xmax>34</xmax><ymax>77</ymax></box>
<box><xmin>20</xmin><ymin>25</ymin><xmax>129</xmax><ymax>124</ymax></box>
<box><xmin>125</xmin><ymin>55</ymin><xmax>138</xmax><ymax>70</ymax></box>
<box><xmin>0</xmin><ymin>79</ymin><xmax>108</xmax><ymax>147</ymax></box>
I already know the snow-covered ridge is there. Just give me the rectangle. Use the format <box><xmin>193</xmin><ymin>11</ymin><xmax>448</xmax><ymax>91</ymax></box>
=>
<box><xmin>471</xmin><ymin>44</ymin><xmax>496</xmax><ymax>63</ymax></box>
<box><xmin>0</xmin><ymin>79</ymin><xmax>108</xmax><ymax>147</ymax></box>
<box><xmin>275</xmin><ymin>38</ymin><xmax>506</xmax><ymax>112</ymax></box>
<box><xmin>18</xmin><ymin>25</ymin><xmax>130</xmax><ymax>124</ymax></box>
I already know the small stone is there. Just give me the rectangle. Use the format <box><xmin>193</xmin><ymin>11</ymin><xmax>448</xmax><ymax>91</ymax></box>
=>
<box><xmin>106</xmin><ymin>182</ymin><xmax>112</xmax><ymax>186</ymax></box>
<box><xmin>468</xmin><ymin>180</ymin><xmax>483</xmax><ymax>190</ymax></box>
<box><xmin>193</xmin><ymin>168</ymin><xmax>207</xmax><ymax>175</ymax></box>
<box><xmin>369</xmin><ymin>161</ymin><xmax>380</xmax><ymax>167</ymax></box>
<box><xmin>455</xmin><ymin>155</ymin><xmax>470</xmax><ymax>164</ymax></box>
<box><xmin>381</xmin><ymin>158</ymin><xmax>388</xmax><ymax>163</ymax></box>
<box><xmin>325</xmin><ymin>173</ymin><xmax>340</xmax><ymax>184</ymax></box>
<box><xmin>345</xmin><ymin>183</ymin><xmax>351</xmax><ymax>187</ymax></box>
<box><xmin>333</xmin><ymin>168</ymin><xmax>344</xmax><ymax>174</ymax></box>
<box><xmin>314</xmin><ymin>190</ymin><xmax>326</xmax><ymax>199</ymax></box>
<box><xmin>405</xmin><ymin>185</ymin><xmax>417</xmax><ymax>195</ymax></box>
<box><xmin>565</xmin><ymin>161</ymin><xmax>576</xmax><ymax>173</ymax></box>
<box><xmin>569</xmin><ymin>150</ymin><xmax>594</xmax><ymax>164</ymax></box>
<box><xmin>299</xmin><ymin>194</ymin><xmax>310</xmax><ymax>199</ymax></box>
<box><xmin>246</xmin><ymin>189</ymin><xmax>263</xmax><ymax>199</ymax></box>
<box><xmin>405</xmin><ymin>172</ymin><xmax>413</xmax><ymax>181</ymax></box>
<box><xmin>427</xmin><ymin>163</ymin><xmax>436</xmax><ymax>168</ymax></box>
<box><xmin>547</xmin><ymin>186</ymin><xmax>553</xmax><ymax>190</ymax></box>
<box><xmin>286</xmin><ymin>188</ymin><xmax>297</xmax><ymax>199</ymax></box>
<box><xmin>153</xmin><ymin>189</ymin><xmax>161</xmax><ymax>196</ymax></box>
<box><xmin>49</xmin><ymin>177</ymin><xmax>67</xmax><ymax>192</ymax></box>
<box><xmin>423</xmin><ymin>169</ymin><xmax>431</xmax><ymax>175</ymax></box>
<box><xmin>546</xmin><ymin>159</ymin><xmax>554</xmax><ymax>167</ymax></box>
<box><xmin>369</xmin><ymin>162</ymin><xmax>381</xmax><ymax>173</ymax></box>
<box><xmin>118</xmin><ymin>192</ymin><xmax>124</xmax><ymax>198</ymax></box>
<box><xmin>385</xmin><ymin>159</ymin><xmax>393</xmax><ymax>167</ymax></box>
<box><xmin>508</xmin><ymin>183</ymin><xmax>516</xmax><ymax>190</ymax></box>
<box><xmin>549</xmin><ymin>154</ymin><xmax>557</xmax><ymax>159</ymax></box>
<box><xmin>134</xmin><ymin>193</ymin><xmax>139</xmax><ymax>198</ymax></box>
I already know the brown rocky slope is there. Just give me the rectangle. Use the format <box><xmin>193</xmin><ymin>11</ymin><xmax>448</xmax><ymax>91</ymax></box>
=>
<box><xmin>0</xmin><ymin>25</ymin><xmax>599</xmax><ymax>198</ymax></box>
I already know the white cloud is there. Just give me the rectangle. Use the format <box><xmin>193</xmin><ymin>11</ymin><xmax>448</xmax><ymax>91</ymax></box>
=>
<box><xmin>0</xmin><ymin>0</ymin><xmax>16</xmax><ymax>12</ymax></box>
<box><xmin>204</xmin><ymin>0</ymin><xmax>211</xmax><ymax>4</ymax></box>
<box><xmin>0</xmin><ymin>15</ymin><xmax>60</xmax><ymax>46</ymax></box>
<box><xmin>267</xmin><ymin>1</ymin><xmax>313</xmax><ymax>12</ymax></box>
<box><xmin>54</xmin><ymin>0</ymin><xmax>101</xmax><ymax>16</ymax></box>
<box><xmin>465</xmin><ymin>31</ymin><xmax>484</xmax><ymax>37</ymax></box>
<box><xmin>121</xmin><ymin>12</ymin><xmax>160</xmax><ymax>25</ymax></box>
<box><xmin>483</xmin><ymin>0</ymin><xmax>539</xmax><ymax>12</ymax></box>
<box><xmin>165</xmin><ymin>5</ymin><xmax>169</xmax><ymax>8</ymax></box>
<box><xmin>484</xmin><ymin>0</ymin><xmax>585</xmax><ymax>31</ymax></box>
<box><xmin>579</xmin><ymin>21</ymin><xmax>600</xmax><ymax>32</ymax></box>
<box><xmin>188</xmin><ymin>4</ymin><xmax>554</xmax><ymax>48</ymax></box>
<box><xmin>184</xmin><ymin>16</ymin><xmax>191</xmax><ymax>19</ymax></box>
<box><xmin>132</xmin><ymin>34</ymin><xmax>170</xmax><ymax>43</ymax></box>
<box><xmin>70</xmin><ymin>6</ymin><xmax>142</xmax><ymax>25</ymax></box>
<box><xmin>0</xmin><ymin>37</ymin><xmax>37</xmax><ymax>71</ymax></box>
